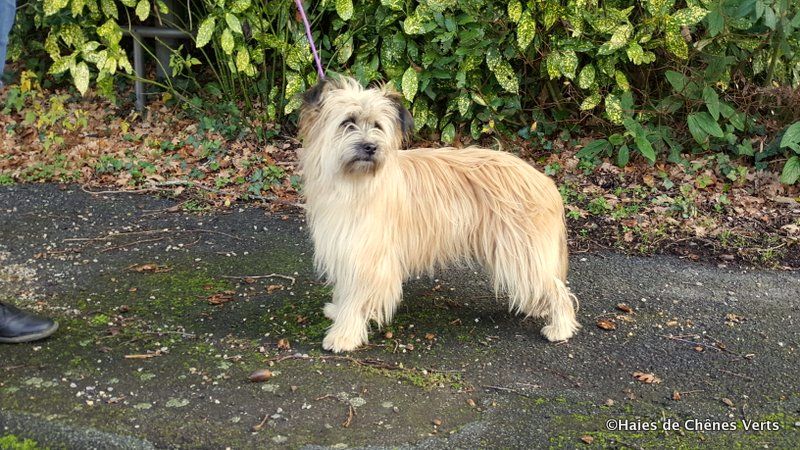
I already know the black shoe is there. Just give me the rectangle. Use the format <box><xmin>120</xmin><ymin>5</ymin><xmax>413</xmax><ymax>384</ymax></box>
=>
<box><xmin>0</xmin><ymin>303</ymin><xmax>59</xmax><ymax>343</ymax></box>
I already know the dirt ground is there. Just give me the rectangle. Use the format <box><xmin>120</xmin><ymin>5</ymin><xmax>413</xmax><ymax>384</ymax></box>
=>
<box><xmin>0</xmin><ymin>184</ymin><xmax>798</xmax><ymax>449</ymax></box>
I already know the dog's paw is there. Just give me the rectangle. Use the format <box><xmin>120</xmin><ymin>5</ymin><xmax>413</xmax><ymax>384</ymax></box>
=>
<box><xmin>540</xmin><ymin>323</ymin><xmax>577</xmax><ymax>342</ymax></box>
<box><xmin>322</xmin><ymin>330</ymin><xmax>366</xmax><ymax>353</ymax></box>
<box><xmin>323</xmin><ymin>302</ymin><xmax>338</xmax><ymax>320</ymax></box>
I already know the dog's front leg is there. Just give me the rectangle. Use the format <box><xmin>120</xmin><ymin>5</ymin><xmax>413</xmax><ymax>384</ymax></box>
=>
<box><xmin>322</xmin><ymin>259</ymin><xmax>403</xmax><ymax>353</ymax></box>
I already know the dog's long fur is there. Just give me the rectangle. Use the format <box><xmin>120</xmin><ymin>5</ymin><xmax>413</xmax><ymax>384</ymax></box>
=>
<box><xmin>299</xmin><ymin>76</ymin><xmax>580</xmax><ymax>353</ymax></box>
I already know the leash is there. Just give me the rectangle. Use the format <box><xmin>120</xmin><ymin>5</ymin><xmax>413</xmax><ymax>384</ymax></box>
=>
<box><xmin>294</xmin><ymin>0</ymin><xmax>326</xmax><ymax>80</ymax></box>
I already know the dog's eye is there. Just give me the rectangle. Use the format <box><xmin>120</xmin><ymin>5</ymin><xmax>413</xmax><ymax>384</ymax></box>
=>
<box><xmin>374</xmin><ymin>122</ymin><xmax>384</xmax><ymax>132</ymax></box>
<box><xmin>340</xmin><ymin>117</ymin><xmax>356</xmax><ymax>128</ymax></box>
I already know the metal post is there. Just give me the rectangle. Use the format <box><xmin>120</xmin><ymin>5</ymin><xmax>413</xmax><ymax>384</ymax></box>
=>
<box><xmin>132</xmin><ymin>30</ymin><xmax>145</xmax><ymax>112</ymax></box>
<box><xmin>156</xmin><ymin>0</ymin><xmax>176</xmax><ymax>81</ymax></box>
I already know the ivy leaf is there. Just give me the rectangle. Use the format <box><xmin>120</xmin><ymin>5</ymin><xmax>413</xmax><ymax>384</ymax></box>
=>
<box><xmin>507</xmin><ymin>0</ymin><xmax>522</xmax><ymax>23</ymax></box>
<box><xmin>136</xmin><ymin>0</ymin><xmax>150</xmax><ymax>21</ymax></box>
<box><xmin>196</xmin><ymin>17</ymin><xmax>215</xmax><ymax>48</ymax></box>
<box><xmin>779</xmin><ymin>122</ymin><xmax>800</xmax><ymax>153</ymax></box>
<box><xmin>221</xmin><ymin>29</ymin><xmax>235</xmax><ymax>55</ymax></box>
<box><xmin>703</xmin><ymin>87</ymin><xmax>720</xmax><ymax>121</ymax></box>
<box><xmin>402</xmin><ymin>66</ymin><xmax>418</xmax><ymax>102</ymax></box>
<box><xmin>578</xmin><ymin>65</ymin><xmax>596</xmax><ymax>90</ymax></box>
<box><xmin>225</xmin><ymin>13</ymin><xmax>243</xmax><ymax>34</ymax></box>
<box><xmin>441</xmin><ymin>123</ymin><xmax>456</xmax><ymax>144</ymax></box>
<box><xmin>665</xmin><ymin>70</ymin><xmax>687</xmax><ymax>92</ymax></box>
<box><xmin>486</xmin><ymin>50</ymin><xmax>519</xmax><ymax>94</ymax></box>
<box><xmin>517</xmin><ymin>11</ymin><xmax>536</xmax><ymax>50</ymax></box>
<box><xmin>780</xmin><ymin>156</ymin><xmax>800</xmax><ymax>185</ymax></box>
<box><xmin>71</xmin><ymin>61</ymin><xmax>90</xmax><ymax>96</ymax></box>
<box><xmin>605</xmin><ymin>94</ymin><xmax>623</xmax><ymax>124</ymax></box>
<box><xmin>691</xmin><ymin>111</ymin><xmax>724</xmax><ymax>137</ymax></box>
<box><xmin>336</xmin><ymin>0</ymin><xmax>354</xmax><ymax>21</ymax></box>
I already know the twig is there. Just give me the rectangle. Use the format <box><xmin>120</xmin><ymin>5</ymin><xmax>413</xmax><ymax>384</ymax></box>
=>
<box><xmin>719</xmin><ymin>369</ymin><xmax>754</xmax><ymax>381</ymax></box>
<box><xmin>251</xmin><ymin>414</ymin><xmax>270</xmax><ymax>432</ymax></box>
<box><xmin>343</xmin><ymin>404</ymin><xmax>355</xmax><ymax>428</ymax></box>
<box><xmin>221</xmin><ymin>273</ymin><xmax>296</xmax><ymax>285</ymax></box>
<box><xmin>483</xmin><ymin>385</ymin><xmax>534</xmax><ymax>398</ymax></box>
<box><xmin>660</xmin><ymin>334</ymin><xmax>722</xmax><ymax>352</ymax></box>
<box><xmin>123</xmin><ymin>351</ymin><xmax>164</xmax><ymax>359</ymax></box>
<box><xmin>65</xmin><ymin>228</ymin><xmax>241</xmax><ymax>242</ymax></box>
<box><xmin>100</xmin><ymin>237</ymin><xmax>166</xmax><ymax>253</ymax></box>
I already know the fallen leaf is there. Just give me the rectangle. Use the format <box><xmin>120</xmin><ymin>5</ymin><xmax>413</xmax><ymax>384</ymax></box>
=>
<box><xmin>384</xmin><ymin>331</ymin><xmax>394</xmax><ymax>339</ymax></box>
<box><xmin>672</xmin><ymin>391</ymin><xmax>681</xmax><ymax>401</ymax></box>
<box><xmin>127</xmin><ymin>263</ymin><xmax>171</xmax><ymax>273</ymax></box>
<box><xmin>581</xmin><ymin>435</ymin><xmax>594</xmax><ymax>444</ymax></box>
<box><xmin>277</xmin><ymin>338</ymin><xmax>291</xmax><ymax>350</ymax></box>
<box><xmin>266</xmin><ymin>284</ymin><xmax>284</xmax><ymax>294</ymax></box>
<box><xmin>722</xmin><ymin>397</ymin><xmax>735</xmax><ymax>407</ymax></box>
<box><xmin>616</xmin><ymin>303</ymin><xmax>633</xmax><ymax>313</ymax></box>
<box><xmin>207</xmin><ymin>291</ymin><xmax>236</xmax><ymax>305</ymax></box>
<box><xmin>432</xmin><ymin>418</ymin><xmax>442</xmax><ymax>426</ymax></box>
<box><xmin>248</xmin><ymin>369</ymin><xmax>273</xmax><ymax>382</ymax></box>
<box><xmin>425</xmin><ymin>333</ymin><xmax>436</xmax><ymax>340</ymax></box>
<box><xmin>596</xmin><ymin>318</ymin><xmax>616</xmax><ymax>330</ymax></box>
<box><xmin>632</xmin><ymin>371</ymin><xmax>662</xmax><ymax>384</ymax></box>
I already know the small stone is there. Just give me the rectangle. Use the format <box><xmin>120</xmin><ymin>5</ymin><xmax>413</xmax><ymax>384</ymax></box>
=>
<box><xmin>432</xmin><ymin>418</ymin><xmax>442</xmax><ymax>427</ymax></box>
<box><xmin>466</xmin><ymin>398</ymin><xmax>476</xmax><ymax>408</ymax></box>
<box><xmin>384</xmin><ymin>331</ymin><xmax>393</xmax><ymax>339</ymax></box>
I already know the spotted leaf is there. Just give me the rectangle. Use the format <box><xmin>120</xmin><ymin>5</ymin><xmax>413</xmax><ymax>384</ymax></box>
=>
<box><xmin>605</xmin><ymin>93</ymin><xmax>624</xmax><ymax>124</ymax></box>
<box><xmin>486</xmin><ymin>50</ymin><xmax>519</xmax><ymax>94</ymax></box>
<box><xmin>402</xmin><ymin>67</ymin><xmax>419</xmax><ymax>102</ymax></box>
<box><xmin>507</xmin><ymin>0</ymin><xmax>522</xmax><ymax>23</ymax></box>
<box><xmin>71</xmin><ymin>61</ymin><xmax>91</xmax><ymax>96</ymax></box>
<box><xmin>136</xmin><ymin>0</ymin><xmax>150</xmax><ymax>21</ymax></box>
<box><xmin>336</xmin><ymin>0</ymin><xmax>354</xmax><ymax>21</ymax></box>
<box><xmin>578</xmin><ymin>65</ymin><xmax>596</xmax><ymax>90</ymax></box>
<box><xmin>221</xmin><ymin>29</ymin><xmax>235</xmax><ymax>55</ymax></box>
<box><xmin>196</xmin><ymin>17</ymin><xmax>215</xmax><ymax>48</ymax></box>
<box><xmin>580</xmin><ymin>91</ymin><xmax>601</xmax><ymax>110</ymax></box>
<box><xmin>517</xmin><ymin>11</ymin><xmax>536</xmax><ymax>50</ymax></box>
<box><xmin>669</xmin><ymin>7</ymin><xmax>708</xmax><ymax>28</ymax></box>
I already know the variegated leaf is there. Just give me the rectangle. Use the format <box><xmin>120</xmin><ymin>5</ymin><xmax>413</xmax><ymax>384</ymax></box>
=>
<box><xmin>580</xmin><ymin>91</ymin><xmax>601</xmax><ymax>110</ymax></box>
<box><xmin>336</xmin><ymin>0</ymin><xmax>354</xmax><ymax>21</ymax></box>
<box><xmin>100</xmin><ymin>0</ymin><xmax>118</xmax><ymax>19</ymax></box>
<box><xmin>598</xmin><ymin>24</ymin><xmax>632</xmax><ymax>55</ymax></box>
<box><xmin>221</xmin><ymin>29</ymin><xmax>235</xmax><ymax>55</ymax></box>
<box><xmin>236</xmin><ymin>46</ymin><xmax>250</xmax><ymax>72</ymax></box>
<box><xmin>230</xmin><ymin>0</ymin><xmax>251</xmax><ymax>13</ymax></box>
<box><xmin>578</xmin><ymin>65</ymin><xmax>596</xmax><ymax>90</ymax></box>
<box><xmin>402</xmin><ymin>66</ymin><xmax>418</xmax><ymax>102</ymax></box>
<box><xmin>486</xmin><ymin>50</ymin><xmax>519</xmax><ymax>94</ymax></box>
<box><xmin>517</xmin><ymin>11</ymin><xmax>536</xmax><ymax>50</ymax></box>
<box><xmin>381</xmin><ymin>0</ymin><xmax>403</xmax><ymax>12</ymax></box>
<box><xmin>605</xmin><ymin>93</ymin><xmax>624</xmax><ymax>124</ymax></box>
<box><xmin>71</xmin><ymin>61</ymin><xmax>91</xmax><ymax>96</ymax></box>
<box><xmin>507</xmin><ymin>0</ymin><xmax>522</xmax><ymax>23</ymax></box>
<box><xmin>559</xmin><ymin>50</ymin><xmax>578</xmax><ymax>80</ymax></box>
<box><xmin>136</xmin><ymin>0</ymin><xmax>150</xmax><ymax>21</ymax></box>
<box><xmin>44</xmin><ymin>0</ymin><xmax>69</xmax><ymax>16</ymax></box>
<box><xmin>456</xmin><ymin>93</ymin><xmax>470</xmax><ymax>116</ymax></box>
<box><xmin>440</xmin><ymin>123</ymin><xmax>455</xmax><ymax>144</ymax></box>
<box><xmin>196</xmin><ymin>17</ymin><xmax>215</xmax><ymax>48</ymax></box>
<box><xmin>225</xmin><ymin>13</ymin><xmax>243</xmax><ymax>34</ymax></box>
<box><xmin>615</xmin><ymin>70</ymin><xmax>630</xmax><ymax>91</ymax></box>
<box><xmin>669</xmin><ymin>7</ymin><xmax>708</xmax><ymax>28</ymax></box>
<box><xmin>283</xmin><ymin>72</ymin><xmax>305</xmax><ymax>114</ymax></box>
<box><xmin>665</xmin><ymin>28</ymin><xmax>688</xmax><ymax>59</ymax></box>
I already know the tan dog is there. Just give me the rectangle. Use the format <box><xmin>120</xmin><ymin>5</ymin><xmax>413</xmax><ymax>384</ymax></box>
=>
<box><xmin>298</xmin><ymin>76</ymin><xmax>579</xmax><ymax>353</ymax></box>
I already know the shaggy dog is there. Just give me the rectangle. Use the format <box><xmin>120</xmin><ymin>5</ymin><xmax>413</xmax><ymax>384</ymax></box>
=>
<box><xmin>298</xmin><ymin>76</ymin><xmax>579</xmax><ymax>353</ymax></box>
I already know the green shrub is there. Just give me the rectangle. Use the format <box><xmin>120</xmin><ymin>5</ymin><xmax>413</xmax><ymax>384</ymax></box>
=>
<box><xmin>11</xmin><ymin>0</ymin><xmax>800</xmax><ymax>179</ymax></box>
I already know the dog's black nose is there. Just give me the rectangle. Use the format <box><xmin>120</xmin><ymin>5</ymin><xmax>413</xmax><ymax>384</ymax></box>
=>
<box><xmin>360</xmin><ymin>143</ymin><xmax>377</xmax><ymax>156</ymax></box>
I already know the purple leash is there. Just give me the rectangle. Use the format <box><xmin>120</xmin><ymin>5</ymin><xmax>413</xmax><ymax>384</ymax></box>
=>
<box><xmin>294</xmin><ymin>0</ymin><xmax>326</xmax><ymax>80</ymax></box>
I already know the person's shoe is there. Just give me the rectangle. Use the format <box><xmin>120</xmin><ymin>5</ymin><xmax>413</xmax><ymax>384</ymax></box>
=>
<box><xmin>0</xmin><ymin>303</ymin><xmax>59</xmax><ymax>343</ymax></box>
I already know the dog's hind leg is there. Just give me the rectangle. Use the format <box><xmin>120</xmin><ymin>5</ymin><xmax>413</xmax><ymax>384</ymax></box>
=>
<box><xmin>539</xmin><ymin>278</ymin><xmax>580</xmax><ymax>342</ymax></box>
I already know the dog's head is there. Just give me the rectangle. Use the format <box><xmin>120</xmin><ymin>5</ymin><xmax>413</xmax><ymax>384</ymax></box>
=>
<box><xmin>299</xmin><ymin>76</ymin><xmax>413</xmax><ymax>176</ymax></box>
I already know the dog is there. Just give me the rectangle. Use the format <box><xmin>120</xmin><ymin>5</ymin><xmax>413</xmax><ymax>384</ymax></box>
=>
<box><xmin>298</xmin><ymin>76</ymin><xmax>580</xmax><ymax>353</ymax></box>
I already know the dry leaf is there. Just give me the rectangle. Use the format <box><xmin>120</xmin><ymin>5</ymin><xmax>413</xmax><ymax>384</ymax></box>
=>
<box><xmin>277</xmin><ymin>338</ymin><xmax>291</xmax><ymax>350</ymax></box>
<box><xmin>127</xmin><ymin>263</ymin><xmax>171</xmax><ymax>273</ymax></box>
<box><xmin>616</xmin><ymin>303</ymin><xmax>633</xmax><ymax>313</ymax></box>
<box><xmin>721</xmin><ymin>397</ymin><xmax>735</xmax><ymax>407</ymax></box>
<box><xmin>425</xmin><ymin>333</ymin><xmax>436</xmax><ymax>340</ymax></box>
<box><xmin>632</xmin><ymin>371</ymin><xmax>662</xmax><ymax>384</ymax></box>
<box><xmin>266</xmin><ymin>284</ymin><xmax>284</xmax><ymax>294</ymax></box>
<box><xmin>672</xmin><ymin>390</ymin><xmax>682</xmax><ymax>401</ymax></box>
<box><xmin>248</xmin><ymin>369</ymin><xmax>273</xmax><ymax>382</ymax></box>
<box><xmin>384</xmin><ymin>331</ymin><xmax>394</xmax><ymax>339</ymax></box>
<box><xmin>596</xmin><ymin>318</ymin><xmax>616</xmax><ymax>330</ymax></box>
<box><xmin>580</xmin><ymin>435</ymin><xmax>594</xmax><ymax>444</ymax></box>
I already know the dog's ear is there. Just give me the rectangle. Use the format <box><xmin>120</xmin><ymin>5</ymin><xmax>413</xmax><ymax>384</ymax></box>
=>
<box><xmin>381</xmin><ymin>85</ymin><xmax>414</xmax><ymax>145</ymax></box>
<box><xmin>302</xmin><ymin>79</ymin><xmax>330</xmax><ymax>110</ymax></box>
